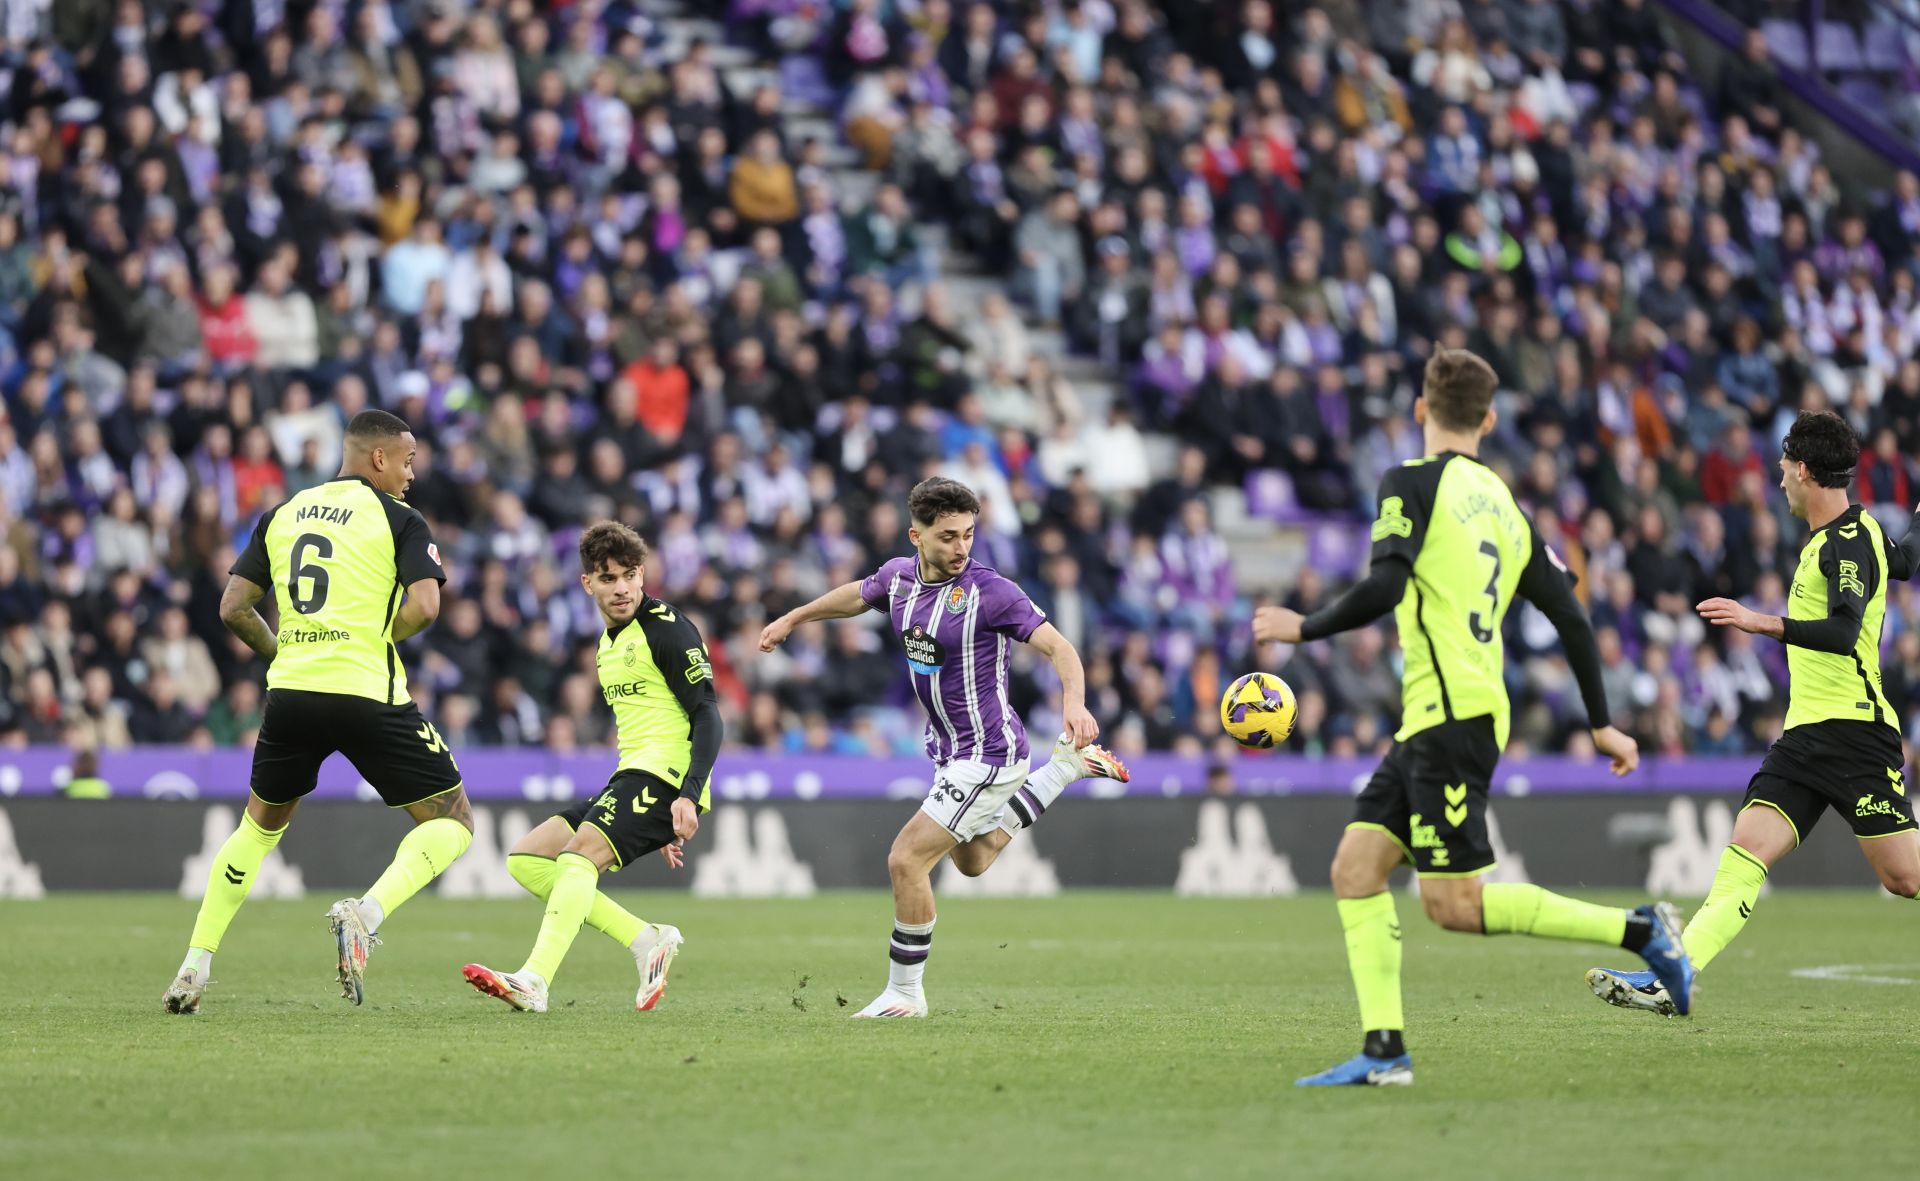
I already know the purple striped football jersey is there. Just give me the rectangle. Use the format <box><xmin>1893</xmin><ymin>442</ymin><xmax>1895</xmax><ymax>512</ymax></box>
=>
<box><xmin>861</xmin><ymin>556</ymin><xmax>1047</xmax><ymax>767</ymax></box>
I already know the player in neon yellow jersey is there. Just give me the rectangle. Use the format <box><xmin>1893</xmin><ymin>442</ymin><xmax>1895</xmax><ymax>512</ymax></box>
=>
<box><xmin>163</xmin><ymin>410</ymin><xmax>470</xmax><ymax>1013</ymax></box>
<box><xmin>1256</xmin><ymin>349</ymin><xmax>1688</xmax><ymax>1086</ymax></box>
<box><xmin>1588</xmin><ymin>411</ymin><xmax>1920</xmax><ymax>1015</ymax></box>
<box><xmin>463</xmin><ymin>521</ymin><xmax>720</xmax><ymax>1013</ymax></box>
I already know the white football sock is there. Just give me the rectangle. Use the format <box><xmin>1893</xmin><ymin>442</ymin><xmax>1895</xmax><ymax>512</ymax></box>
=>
<box><xmin>356</xmin><ymin>896</ymin><xmax>385</xmax><ymax>934</ymax></box>
<box><xmin>1000</xmin><ymin>758</ymin><xmax>1078</xmax><ymax>833</ymax></box>
<box><xmin>888</xmin><ymin>918</ymin><xmax>935</xmax><ymax>994</ymax></box>
<box><xmin>178</xmin><ymin>947</ymin><xmax>212</xmax><ymax>978</ymax></box>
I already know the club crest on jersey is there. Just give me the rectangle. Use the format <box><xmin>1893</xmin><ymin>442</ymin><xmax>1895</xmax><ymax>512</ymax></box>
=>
<box><xmin>945</xmin><ymin>584</ymin><xmax>969</xmax><ymax>614</ymax></box>
<box><xmin>623</xmin><ymin>642</ymin><xmax>638</xmax><ymax>667</ymax></box>
<box><xmin>1372</xmin><ymin>497</ymin><xmax>1412</xmax><ymax>541</ymax></box>
<box><xmin>902</xmin><ymin>625</ymin><xmax>947</xmax><ymax>675</ymax></box>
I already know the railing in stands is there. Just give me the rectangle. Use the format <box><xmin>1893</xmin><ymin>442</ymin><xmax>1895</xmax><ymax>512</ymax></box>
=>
<box><xmin>1657</xmin><ymin>0</ymin><xmax>1920</xmax><ymax>173</ymax></box>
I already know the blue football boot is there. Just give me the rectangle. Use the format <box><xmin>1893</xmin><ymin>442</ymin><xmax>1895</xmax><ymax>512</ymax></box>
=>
<box><xmin>1631</xmin><ymin>901</ymin><xmax>1695</xmax><ymax>1016</ymax></box>
<box><xmin>1295</xmin><ymin>1052</ymin><xmax>1414</xmax><ymax>1087</ymax></box>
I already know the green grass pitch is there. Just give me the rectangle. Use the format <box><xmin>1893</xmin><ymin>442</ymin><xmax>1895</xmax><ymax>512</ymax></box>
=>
<box><xmin>4</xmin><ymin>890</ymin><xmax>1917</xmax><ymax>1180</ymax></box>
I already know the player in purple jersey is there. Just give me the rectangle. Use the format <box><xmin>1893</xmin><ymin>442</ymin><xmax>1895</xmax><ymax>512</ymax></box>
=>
<box><xmin>760</xmin><ymin>477</ymin><xmax>1130</xmax><ymax>1017</ymax></box>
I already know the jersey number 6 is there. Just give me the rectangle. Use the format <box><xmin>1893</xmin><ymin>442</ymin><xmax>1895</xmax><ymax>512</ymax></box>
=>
<box><xmin>290</xmin><ymin>533</ymin><xmax>333</xmax><ymax>615</ymax></box>
<box><xmin>1468</xmin><ymin>540</ymin><xmax>1501</xmax><ymax>644</ymax></box>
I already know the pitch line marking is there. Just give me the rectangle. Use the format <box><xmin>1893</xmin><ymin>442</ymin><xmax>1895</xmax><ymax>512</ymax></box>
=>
<box><xmin>1790</xmin><ymin>964</ymin><xmax>1920</xmax><ymax>986</ymax></box>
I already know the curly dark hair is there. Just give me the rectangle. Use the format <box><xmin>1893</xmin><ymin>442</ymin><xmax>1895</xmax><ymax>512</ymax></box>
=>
<box><xmin>1782</xmin><ymin>410</ymin><xmax>1860</xmax><ymax>488</ymax></box>
<box><xmin>907</xmin><ymin>477</ymin><xmax>980</xmax><ymax>526</ymax></box>
<box><xmin>578</xmin><ymin>520</ymin><xmax>649</xmax><ymax>574</ymax></box>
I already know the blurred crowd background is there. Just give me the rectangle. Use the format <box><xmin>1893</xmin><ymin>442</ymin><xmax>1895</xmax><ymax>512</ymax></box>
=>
<box><xmin>5</xmin><ymin>0</ymin><xmax>1920</xmax><ymax>767</ymax></box>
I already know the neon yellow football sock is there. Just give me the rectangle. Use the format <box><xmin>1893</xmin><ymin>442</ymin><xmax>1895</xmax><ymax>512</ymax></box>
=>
<box><xmin>1684</xmin><ymin>844</ymin><xmax>1769</xmax><ymax>970</ymax></box>
<box><xmin>507</xmin><ymin>852</ymin><xmax>648</xmax><ymax>947</ymax></box>
<box><xmin>1481</xmin><ymin>882</ymin><xmax>1628</xmax><ymax>945</ymax></box>
<box><xmin>1338</xmin><ymin>893</ymin><xmax>1404</xmax><ymax>1033</ymax></box>
<box><xmin>187</xmin><ymin>812</ymin><xmax>286</xmax><ymax>953</ymax></box>
<box><xmin>363</xmin><ymin>817</ymin><xmax>472</xmax><ymax>923</ymax></box>
<box><xmin>521</xmin><ymin>852</ymin><xmax>599</xmax><ymax>983</ymax></box>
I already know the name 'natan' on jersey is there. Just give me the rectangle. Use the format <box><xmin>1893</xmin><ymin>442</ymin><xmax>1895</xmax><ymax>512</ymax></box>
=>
<box><xmin>231</xmin><ymin>476</ymin><xmax>446</xmax><ymax>705</ymax></box>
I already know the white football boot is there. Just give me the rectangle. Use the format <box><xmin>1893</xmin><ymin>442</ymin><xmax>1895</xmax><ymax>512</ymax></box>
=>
<box><xmin>852</xmin><ymin>988</ymin><xmax>929</xmax><ymax>1018</ymax></box>
<box><xmin>632</xmin><ymin>924</ymin><xmax>685</xmax><ymax>1012</ymax></box>
<box><xmin>161</xmin><ymin>969</ymin><xmax>209</xmax><ymax>1015</ymax></box>
<box><xmin>1051</xmin><ymin>734</ymin><xmax>1131</xmax><ymax>783</ymax></box>
<box><xmin>325</xmin><ymin>899</ymin><xmax>380</xmax><ymax>1005</ymax></box>
<box><xmin>461</xmin><ymin>964</ymin><xmax>550</xmax><ymax>1013</ymax></box>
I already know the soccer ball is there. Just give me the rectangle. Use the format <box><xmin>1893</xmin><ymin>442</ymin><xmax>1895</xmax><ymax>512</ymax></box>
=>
<box><xmin>1219</xmin><ymin>672</ymin><xmax>1298</xmax><ymax>749</ymax></box>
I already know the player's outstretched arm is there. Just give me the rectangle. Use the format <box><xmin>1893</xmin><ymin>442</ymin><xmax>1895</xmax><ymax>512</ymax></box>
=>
<box><xmin>1702</xmin><ymin>526</ymin><xmax>1871</xmax><ymax>654</ymax></box>
<box><xmin>219</xmin><ymin>575</ymin><xmax>278</xmax><ymax>662</ymax></box>
<box><xmin>391</xmin><ymin>578</ymin><xmax>442</xmax><ymax>642</ymax></box>
<box><xmin>1516</xmin><ymin>530</ymin><xmax>1637</xmax><ymax>775</ymax></box>
<box><xmin>759</xmin><ymin>580</ymin><xmax>871</xmax><ymax>650</ymax></box>
<box><xmin>1026</xmin><ymin>621</ymin><xmax>1097</xmax><ymax>747</ymax></box>
<box><xmin>1261</xmin><ymin>464</ymin><xmax>1433</xmax><ymax>646</ymax></box>
<box><xmin>1255</xmin><ymin>558</ymin><xmax>1411</xmax><ymax>646</ymax></box>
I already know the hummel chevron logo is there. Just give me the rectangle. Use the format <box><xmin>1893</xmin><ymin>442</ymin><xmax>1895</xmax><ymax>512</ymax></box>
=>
<box><xmin>416</xmin><ymin>724</ymin><xmax>448</xmax><ymax>754</ymax></box>
<box><xmin>223</xmin><ymin>864</ymin><xmax>245</xmax><ymax>885</ymax></box>
<box><xmin>1738</xmin><ymin>901</ymin><xmax>1752</xmax><ymax>919</ymax></box>
<box><xmin>1443</xmin><ymin>784</ymin><xmax>1469</xmax><ymax>828</ymax></box>
<box><xmin>632</xmin><ymin>785</ymin><xmax>658</xmax><ymax>813</ymax></box>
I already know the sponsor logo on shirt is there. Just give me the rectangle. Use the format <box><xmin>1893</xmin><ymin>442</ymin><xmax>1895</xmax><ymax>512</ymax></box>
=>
<box><xmin>902</xmin><ymin>625</ymin><xmax>946</xmax><ymax>675</ymax></box>
<box><xmin>1839</xmin><ymin>559</ymin><xmax>1865</xmax><ymax>598</ymax></box>
<box><xmin>684</xmin><ymin>646</ymin><xmax>713</xmax><ymax>684</ymax></box>
<box><xmin>279</xmin><ymin>627</ymin><xmax>351</xmax><ymax>644</ymax></box>
<box><xmin>427</xmin><ymin>542</ymin><xmax>441</xmax><ymax>566</ymax></box>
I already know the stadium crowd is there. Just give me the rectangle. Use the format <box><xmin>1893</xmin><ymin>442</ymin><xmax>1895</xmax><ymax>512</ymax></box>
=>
<box><xmin>4</xmin><ymin>0</ymin><xmax>1920</xmax><ymax>766</ymax></box>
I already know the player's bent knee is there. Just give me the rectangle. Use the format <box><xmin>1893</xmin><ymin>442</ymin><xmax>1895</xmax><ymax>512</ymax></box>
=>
<box><xmin>887</xmin><ymin>845</ymin><xmax>929</xmax><ymax>882</ymax></box>
<box><xmin>1329</xmin><ymin>854</ymin><xmax>1388</xmax><ymax>898</ymax></box>
<box><xmin>1420</xmin><ymin>890</ymin><xmax>1482</xmax><ymax>933</ymax></box>
<box><xmin>1880</xmin><ymin>870</ymin><xmax>1920</xmax><ymax>898</ymax></box>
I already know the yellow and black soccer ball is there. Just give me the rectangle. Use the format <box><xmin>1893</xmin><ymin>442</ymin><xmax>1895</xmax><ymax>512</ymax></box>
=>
<box><xmin>1219</xmin><ymin>671</ymin><xmax>1299</xmax><ymax>749</ymax></box>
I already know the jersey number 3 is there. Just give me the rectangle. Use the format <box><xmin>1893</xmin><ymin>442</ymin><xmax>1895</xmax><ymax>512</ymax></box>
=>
<box><xmin>290</xmin><ymin>533</ymin><xmax>333</xmax><ymax>615</ymax></box>
<box><xmin>1468</xmin><ymin>540</ymin><xmax>1501</xmax><ymax>644</ymax></box>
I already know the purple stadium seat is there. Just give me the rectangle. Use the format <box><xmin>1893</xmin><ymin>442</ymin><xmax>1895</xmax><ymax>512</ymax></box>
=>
<box><xmin>1820</xmin><ymin>21</ymin><xmax>1868</xmax><ymax>71</ymax></box>
<box><xmin>778</xmin><ymin>54</ymin><xmax>836</xmax><ymax>109</ymax></box>
<box><xmin>1864</xmin><ymin>24</ymin><xmax>1911</xmax><ymax>72</ymax></box>
<box><xmin>1764</xmin><ymin>18</ymin><xmax>1810</xmax><ymax>70</ymax></box>
<box><xmin>1243</xmin><ymin>469</ymin><xmax>1299</xmax><ymax>522</ymax></box>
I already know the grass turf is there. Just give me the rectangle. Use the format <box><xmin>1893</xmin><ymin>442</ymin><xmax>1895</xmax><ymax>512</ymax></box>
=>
<box><xmin>3</xmin><ymin>890</ymin><xmax>1917</xmax><ymax>1180</ymax></box>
